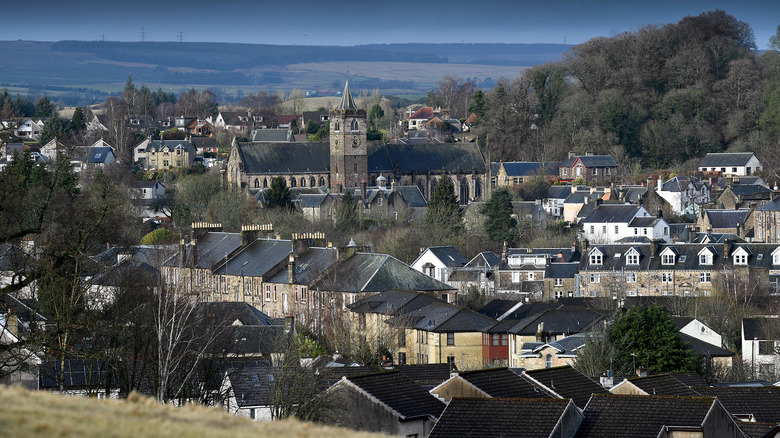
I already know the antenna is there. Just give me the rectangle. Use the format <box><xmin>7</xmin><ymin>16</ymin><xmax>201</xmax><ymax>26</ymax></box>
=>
<box><xmin>178</xmin><ymin>30</ymin><xmax>184</xmax><ymax>43</ymax></box>
<box><xmin>140</xmin><ymin>27</ymin><xmax>146</xmax><ymax>42</ymax></box>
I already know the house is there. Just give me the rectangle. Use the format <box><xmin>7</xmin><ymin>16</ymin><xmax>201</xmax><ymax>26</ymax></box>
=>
<box><xmin>302</xmin><ymin>110</ymin><xmax>330</xmax><ymax>130</ymax></box>
<box><xmin>212</xmin><ymin>110</ymin><xmax>251</xmax><ymax>134</ymax></box>
<box><xmin>717</xmin><ymin>185</ymin><xmax>772</xmax><ymax>210</ymax></box>
<box><xmin>580</xmin><ymin>203</ymin><xmax>670</xmax><ymax>243</ymax></box>
<box><xmin>430</xmin><ymin>367</ymin><xmax>557</xmax><ymax>402</ymax></box>
<box><xmin>316</xmin><ymin>371</ymin><xmax>446</xmax><ymax>437</ymax></box>
<box><xmin>575</xmin><ymin>393</ymin><xmax>747</xmax><ymax>438</ymax></box>
<box><xmin>191</xmin><ymin>137</ymin><xmax>219</xmax><ymax>155</ymax></box>
<box><xmin>428</xmin><ymin>397</ymin><xmax>584</xmax><ymax>438</ymax></box>
<box><xmin>411</xmin><ymin>246</ymin><xmax>468</xmax><ymax>285</ymax></box>
<box><xmin>71</xmin><ymin>140</ymin><xmax>116</xmax><ymax>172</ymax></box>
<box><xmin>142</xmin><ymin>139</ymin><xmax>196</xmax><ymax>170</ymax></box>
<box><xmin>525</xmin><ymin>365</ymin><xmax>610</xmax><ymax>409</ymax></box>
<box><xmin>544</xmin><ymin>185</ymin><xmax>574</xmax><ymax>219</ymax></box>
<box><xmin>558</xmin><ymin>153</ymin><xmax>617</xmax><ymax>183</ymax></box>
<box><xmin>294</xmin><ymin>193</ymin><xmax>340</xmax><ymax>221</ymax></box>
<box><xmin>448</xmin><ymin>251</ymin><xmax>501</xmax><ymax>296</ymax></box>
<box><xmin>673</xmin><ymin>316</ymin><xmax>735</xmax><ymax>369</ymax></box>
<box><xmin>693</xmin><ymin>386</ymin><xmax>780</xmax><ymax>424</ymax></box>
<box><xmin>517</xmin><ymin>333</ymin><xmax>590</xmax><ymax>370</ymax></box>
<box><xmin>697</xmin><ymin>209</ymin><xmax>751</xmax><ymax>235</ymax></box>
<box><xmin>38</xmin><ymin>138</ymin><xmax>66</xmax><ymax>162</ymax></box>
<box><xmin>699</xmin><ymin>152</ymin><xmax>762</xmax><ymax>176</ymax></box>
<box><xmin>15</xmin><ymin>119</ymin><xmax>44</xmax><ymax>140</ymax></box>
<box><xmin>742</xmin><ymin>317</ymin><xmax>780</xmax><ymax>379</ymax></box>
<box><xmin>220</xmin><ymin>365</ymin><xmax>275</xmax><ymax>420</ymax></box>
<box><xmin>86</xmin><ymin>115</ymin><xmax>109</xmax><ymax>133</ymax></box>
<box><xmin>752</xmin><ymin>197</ymin><xmax>780</xmax><ymax>243</ymax></box>
<box><xmin>562</xmin><ymin>187</ymin><xmax>613</xmax><ymax>224</ymax></box>
<box><xmin>610</xmin><ymin>374</ymin><xmax>702</xmax><ymax>396</ymax></box>
<box><xmin>407</xmin><ymin>107</ymin><xmax>434</xmax><ymax>130</ymax></box>
<box><xmin>133</xmin><ymin>181</ymin><xmax>165</xmax><ymax>201</ymax></box>
<box><xmin>38</xmin><ymin>359</ymin><xmax>119</xmax><ymax>398</ymax></box>
<box><xmin>492</xmin><ymin>161</ymin><xmax>558</xmax><ymax>188</ymax></box>
<box><xmin>655</xmin><ymin>176</ymin><xmax>710</xmax><ymax>217</ymax></box>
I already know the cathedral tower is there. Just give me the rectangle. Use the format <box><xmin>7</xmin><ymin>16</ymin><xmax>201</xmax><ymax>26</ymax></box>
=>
<box><xmin>329</xmin><ymin>79</ymin><xmax>367</xmax><ymax>192</ymax></box>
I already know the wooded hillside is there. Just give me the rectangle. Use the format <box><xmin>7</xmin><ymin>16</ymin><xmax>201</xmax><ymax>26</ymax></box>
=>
<box><xmin>476</xmin><ymin>10</ymin><xmax>780</xmax><ymax>176</ymax></box>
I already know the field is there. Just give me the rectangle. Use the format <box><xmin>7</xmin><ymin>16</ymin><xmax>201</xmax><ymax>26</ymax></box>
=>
<box><xmin>0</xmin><ymin>385</ymin><xmax>387</xmax><ymax>438</ymax></box>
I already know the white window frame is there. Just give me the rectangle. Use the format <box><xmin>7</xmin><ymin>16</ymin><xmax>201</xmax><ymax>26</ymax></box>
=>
<box><xmin>589</xmin><ymin>273</ymin><xmax>600</xmax><ymax>283</ymax></box>
<box><xmin>662</xmin><ymin>272</ymin><xmax>673</xmax><ymax>283</ymax></box>
<box><xmin>625</xmin><ymin>272</ymin><xmax>637</xmax><ymax>283</ymax></box>
<box><xmin>512</xmin><ymin>272</ymin><xmax>520</xmax><ymax>283</ymax></box>
<box><xmin>554</xmin><ymin>278</ymin><xmax>563</xmax><ymax>287</ymax></box>
<box><xmin>590</xmin><ymin>252</ymin><xmax>603</xmax><ymax>265</ymax></box>
<box><xmin>661</xmin><ymin>254</ymin><xmax>675</xmax><ymax>265</ymax></box>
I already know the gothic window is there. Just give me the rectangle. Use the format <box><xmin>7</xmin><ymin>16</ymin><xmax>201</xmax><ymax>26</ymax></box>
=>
<box><xmin>474</xmin><ymin>177</ymin><xmax>482</xmax><ymax>199</ymax></box>
<box><xmin>460</xmin><ymin>178</ymin><xmax>470</xmax><ymax>205</ymax></box>
<box><xmin>300</xmin><ymin>177</ymin><xmax>306</xmax><ymax>187</ymax></box>
<box><xmin>310</xmin><ymin>177</ymin><xmax>316</xmax><ymax>187</ymax></box>
<box><xmin>290</xmin><ymin>178</ymin><xmax>297</xmax><ymax>187</ymax></box>
<box><xmin>263</xmin><ymin>178</ymin><xmax>268</xmax><ymax>188</ymax></box>
<box><xmin>350</xmin><ymin>119</ymin><xmax>359</xmax><ymax>132</ymax></box>
<box><xmin>319</xmin><ymin>177</ymin><xmax>326</xmax><ymax>186</ymax></box>
<box><xmin>334</xmin><ymin>121</ymin><xmax>340</xmax><ymax>132</ymax></box>
<box><xmin>354</xmin><ymin>164</ymin><xmax>357</xmax><ymax>172</ymax></box>
<box><xmin>254</xmin><ymin>179</ymin><xmax>260</xmax><ymax>188</ymax></box>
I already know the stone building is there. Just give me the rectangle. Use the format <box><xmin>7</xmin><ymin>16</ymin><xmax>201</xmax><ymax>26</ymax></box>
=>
<box><xmin>226</xmin><ymin>80</ymin><xmax>488</xmax><ymax>204</ymax></box>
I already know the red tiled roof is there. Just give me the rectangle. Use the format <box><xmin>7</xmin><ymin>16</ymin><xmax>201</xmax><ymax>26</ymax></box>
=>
<box><xmin>410</xmin><ymin>107</ymin><xmax>434</xmax><ymax>119</ymax></box>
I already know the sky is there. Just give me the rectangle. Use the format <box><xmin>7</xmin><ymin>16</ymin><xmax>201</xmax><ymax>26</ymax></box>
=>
<box><xmin>1</xmin><ymin>0</ymin><xmax>778</xmax><ymax>49</ymax></box>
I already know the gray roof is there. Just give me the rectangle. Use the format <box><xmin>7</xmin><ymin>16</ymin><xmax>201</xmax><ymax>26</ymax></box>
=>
<box><xmin>581</xmin><ymin>204</ymin><xmax>642</xmax><ymax>224</ymax></box>
<box><xmin>213</xmin><ymin>238</ymin><xmax>291</xmax><ymax>276</ymax></box>
<box><xmin>146</xmin><ymin>139</ymin><xmax>194</xmax><ymax>152</ymax></box>
<box><xmin>237</xmin><ymin>142</ymin><xmax>330</xmax><ymax>174</ymax></box>
<box><xmin>384</xmin><ymin>142</ymin><xmax>485</xmax><ymax>173</ymax></box>
<box><xmin>387</xmin><ymin>301</ymin><xmax>496</xmax><ymax>332</ymax></box>
<box><xmin>267</xmin><ymin>247</ymin><xmax>337</xmax><ymax>285</ymax></box>
<box><xmin>547</xmin><ymin>185</ymin><xmax>573</xmax><ymax>200</ymax></box>
<box><xmin>699</xmin><ymin>152</ymin><xmax>756</xmax><ymax>167</ymax></box>
<box><xmin>395</xmin><ymin>185</ymin><xmax>427</xmax><ymax>207</ymax></box>
<box><xmin>456</xmin><ymin>368</ymin><xmax>557</xmax><ymax>399</ymax></box>
<box><xmin>501</xmin><ymin>161</ymin><xmax>558</xmax><ymax>177</ymax></box>
<box><xmin>421</xmin><ymin>246</ymin><xmax>468</xmax><ymax>268</ymax></box>
<box><xmin>756</xmin><ymin>197</ymin><xmax>780</xmax><ymax>211</ymax></box>
<box><xmin>165</xmin><ymin>232</ymin><xmax>243</xmax><ymax>269</ymax></box>
<box><xmin>526</xmin><ymin>365</ymin><xmax>609</xmax><ymax>408</ymax></box>
<box><xmin>560</xmin><ymin>155</ymin><xmax>616</xmax><ymax>168</ymax></box>
<box><xmin>336</xmin><ymin>79</ymin><xmax>358</xmax><ymax>111</ymax></box>
<box><xmin>693</xmin><ymin>386</ymin><xmax>780</xmax><ymax>423</ymax></box>
<box><xmin>250</xmin><ymin>129</ymin><xmax>293</xmax><ymax>142</ymax></box>
<box><xmin>348</xmin><ymin>290</ymin><xmax>441</xmax><ymax>316</ymax></box>
<box><xmin>316</xmin><ymin>253</ymin><xmax>456</xmax><ymax>293</ymax></box>
<box><xmin>345</xmin><ymin>371</ymin><xmax>446</xmax><ymax>419</ymax></box>
<box><xmin>87</xmin><ymin>146</ymin><xmax>114</xmax><ymax>163</ymax></box>
<box><xmin>705</xmin><ymin>209</ymin><xmax>750</xmax><ymax>229</ymax></box>
<box><xmin>225</xmin><ymin>366</ymin><xmax>275</xmax><ymax>407</ymax></box>
<box><xmin>545</xmin><ymin>262</ymin><xmax>579</xmax><ymax>279</ymax></box>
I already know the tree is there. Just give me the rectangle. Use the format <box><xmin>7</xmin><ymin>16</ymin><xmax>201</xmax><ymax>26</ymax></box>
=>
<box><xmin>335</xmin><ymin>190</ymin><xmax>358</xmax><ymax>232</ymax></box>
<box><xmin>35</xmin><ymin>96</ymin><xmax>56</xmax><ymax>119</ymax></box>
<box><xmin>480</xmin><ymin>188</ymin><xmax>517</xmax><ymax>243</ymax></box>
<box><xmin>771</xmin><ymin>25</ymin><xmax>780</xmax><ymax>51</ymax></box>
<box><xmin>265</xmin><ymin>177</ymin><xmax>292</xmax><ymax>210</ymax></box>
<box><xmin>38</xmin><ymin>116</ymin><xmax>69</xmax><ymax>145</ymax></box>
<box><xmin>426</xmin><ymin>177</ymin><xmax>463</xmax><ymax>242</ymax></box>
<box><xmin>367</xmin><ymin>104</ymin><xmax>384</xmax><ymax>130</ymax></box>
<box><xmin>140</xmin><ymin>228</ymin><xmax>179</xmax><ymax>245</ymax></box>
<box><xmin>69</xmin><ymin>107</ymin><xmax>86</xmax><ymax>132</ymax></box>
<box><xmin>609</xmin><ymin>304</ymin><xmax>697</xmax><ymax>375</ymax></box>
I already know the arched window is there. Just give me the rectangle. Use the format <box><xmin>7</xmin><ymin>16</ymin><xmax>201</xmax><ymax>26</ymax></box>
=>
<box><xmin>300</xmin><ymin>177</ymin><xmax>306</xmax><ymax>187</ymax></box>
<box><xmin>354</xmin><ymin>163</ymin><xmax>357</xmax><ymax>172</ymax></box>
<box><xmin>310</xmin><ymin>177</ymin><xmax>316</xmax><ymax>187</ymax></box>
<box><xmin>460</xmin><ymin>178</ymin><xmax>470</xmax><ymax>205</ymax></box>
<box><xmin>254</xmin><ymin>178</ymin><xmax>260</xmax><ymax>188</ymax></box>
<box><xmin>319</xmin><ymin>177</ymin><xmax>326</xmax><ymax>187</ymax></box>
<box><xmin>350</xmin><ymin>119</ymin><xmax>359</xmax><ymax>132</ymax></box>
<box><xmin>290</xmin><ymin>178</ymin><xmax>297</xmax><ymax>187</ymax></box>
<box><xmin>263</xmin><ymin>178</ymin><xmax>268</xmax><ymax>188</ymax></box>
<box><xmin>474</xmin><ymin>177</ymin><xmax>482</xmax><ymax>199</ymax></box>
<box><xmin>334</xmin><ymin>121</ymin><xmax>340</xmax><ymax>132</ymax></box>
<box><xmin>545</xmin><ymin>354</ymin><xmax>553</xmax><ymax>368</ymax></box>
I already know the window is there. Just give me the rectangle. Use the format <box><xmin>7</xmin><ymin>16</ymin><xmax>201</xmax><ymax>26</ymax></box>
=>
<box><xmin>734</xmin><ymin>253</ymin><xmax>748</xmax><ymax>265</ymax></box>
<box><xmin>265</xmin><ymin>285</ymin><xmax>271</xmax><ymax>301</ymax></box>
<box><xmin>662</xmin><ymin>254</ymin><xmax>675</xmax><ymax>265</ymax></box>
<box><xmin>590</xmin><ymin>252</ymin><xmax>603</xmax><ymax>265</ymax></box>
<box><xmin>589</xmin><ymin>273</ymin><xmax>600</xmax><ymax>283</ymax></box>
<box><xmin>626</xmin><ymin>272</ymin><xmax>637</xmax><ymax>283</ymax></box>
<box><xmin>554</xmin><ymin>278</ymin><xmax>563</xmax><ymax>287</ymax></box>
<box><xmin>664</xmin><ymin>227</ymin><xmax>668</xmax><ymax>235</ymax></box>
<box><xmin>758</xmin><ymin>341</ymin><xmax>774</xmax><ymax>355</ymax></box>
<box><xmin>699</xmin><ymin>272</ymin><xmax>711</xmax><ymax>283</ymax></box>
<box><xmin>447</xmin><ymin>333</ymin><xmax>454</xmax><ymax>345</ymax></box>
<box><xmin>626</xmin><ymin>252</ymin><xmax>639</xmax><ymax>265</ymax></box>
<box><xmin>398</xmin><ymin>331</ymin><xmax>406</xmax><ymax>347</ymax></box>
<box><xmin>301</xmin><ymin>287</ymin><xmax>307</xmax><ymax>304</ymax></box>
<box><xmin>592</xmin><ymin>168</ymin><xmax>598</xmax><ymax>176</ymax></box>
<box><xmin>634</xmin><ymin>228</ymin><xmax>638</xmax><ymax>235</ymax></box>
<box><xmin>441</xmin><ymin>293</ymin><xmax>449</xmax><ymax>303</ymax></box>
<box><xmin>700</xmin><ymin>253</ymin><xmax>712</xmax><ymax>265</ymax></box>
<box><xmin>446</xmin><ymin>355</ymin><xmax>456</xmax><ymax>367</ymax></box>
<box><xmin>397</xmin><ymin>352</ymin><xmax>406</xmax><ymax>365</ymax></box>
<box><xmin>528</xmin><ymin>272</ymin><xmax>535</xmax><ymax>281</ymax></box>
<box><xmin>662</xmin><ymin>272</ymin><xmax>673</xmax><ymax>283</ymax></box>
<box><xmin>605</xmin><ymin>167</ymin><xmax>611</xmax><ymax>175</ymax></box>
<box><xmin>590</xmin><ymin>226</ymin><xmax>595</xmax><ymax>234</ymax></box>
<box><xmin>545</xmin><ymin>354</ymin><xmax>553</xmax><ymax>368</ymax></box>
<box><xmin>334</xmin><ymin>121</ymin><xmax>340</xmax><ymax>132</ymax></box>
<box><xmin>512</xmin><ymin>272</ymin><xmax>520</xmax><ymax>283</ymax></box>
<box><xmin>501</xmin><ymin>334</ymin><xmax>508</xmax><ymax>346</ymax></box>
<box><xmin>614</xmin><ymin>225</ymin><xmax>619</xmax><ymax>234</ymax></box>
<box><xmin>492</xmin><ymin>334</ymin><xmax>500</xmax><ymax>346</ymax></box>
<box><xmin>273</xmin><ymin>285</ymin><xmax>278</xmax><ymax>301</ymax></box>
<box><xmin>555</xmin><ymin>290</ymin><xmax>563</xmax><ymax>298</ymax></box>
<box><xmin>732</xmin><ymin>167</ymin><xmax>738</xmax><ymax>173</ymax></box>
<box><xmin>602</xmin><ymin>226</ymin><xmax>607</xmax><ymax>234</ymax></box>
<box><xmin>350</xmin><ymin>119</ymin><xmax>359</xmax><ymax>131</ymax></box>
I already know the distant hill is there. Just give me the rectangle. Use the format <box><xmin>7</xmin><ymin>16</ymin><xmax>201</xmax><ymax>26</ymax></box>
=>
<box><xmin>0</xmin><ymin>40</ymin><xmax>571</xmax><ymax>104</ymax></box>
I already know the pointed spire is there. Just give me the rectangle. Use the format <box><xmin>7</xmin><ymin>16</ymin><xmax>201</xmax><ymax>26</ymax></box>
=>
<box><xmin>337</xmin><ymin>77</ymin><xmax>358</xmax><ymax>111</ymax></box>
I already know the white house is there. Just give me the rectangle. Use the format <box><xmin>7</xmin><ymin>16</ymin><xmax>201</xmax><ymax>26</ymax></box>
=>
<box><xmin>220</xmin><ymin>366</ymin><xmax>274</xmax><ymax>421</ymax></box>
<box><xmin>411</xmin><ymin>246</ymin><xmax>467</xmax><ymax>286</ymax></box>
<box><xmin>580</xmin><ymin>203</ymin><xmax>670</xmax><ymax>243</ymax></box>
<box><xmin>742</xmin><ymin>317</ymin><xmax>780</xmax><ymax>378</ymax></box>
<box><xmin>698</xmin><ymin>152</ymin><xmax>762</xmax><ymax>177</ymax></box>
<box><xmin>134</xmin><ymin>181</ymin><xmax>165</xmax><ymax>201</ymax></box>
<box><xmin>16</xmin><ymin>119</ymin><xmax>44</xmax><ymax>140</ymax></box>
<box><xmin>655</xmin><ymin>176</ymin><xmax>710</xmax><ymax>217</ymax></box>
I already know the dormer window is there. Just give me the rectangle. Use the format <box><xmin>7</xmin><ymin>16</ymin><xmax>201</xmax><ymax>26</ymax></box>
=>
<box><xmin>661</xmin><ymin>254</ymin><xmax>675</xmax><ymax>265</ymax></box>
<box><xmin>772</xmin><ymin>247</ymin><xmax>780</xmax><ymax>265</ymax></box>
<box><xmin>626</xmin><ymin>249</ymin><xmax>639</xmax><ymax>265</ymax></box>
<box><xmin>732</xmin><ymin>247</ymin><xmax>750</xmax><ymax>266</ymax></box>
<box><xmin>589</xmin><ymin>251</ymin><xmax>603</xmax><ymax>265</ymax></box>
<box><xmin>699</xmin><ymin>252</ymin><xmax>712</xmax><ymax>265</ymax></box>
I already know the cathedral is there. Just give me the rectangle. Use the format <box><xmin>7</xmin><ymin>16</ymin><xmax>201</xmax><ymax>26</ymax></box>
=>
<box><xmin>226</xmin><ymin>80</ymin><xmax>488</xmax><ymax>204</ymax></box>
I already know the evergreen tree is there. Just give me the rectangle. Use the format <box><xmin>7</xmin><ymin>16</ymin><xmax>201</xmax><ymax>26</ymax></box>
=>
<box><xmin>70</xmin><ymin>107</ymin><xmax>85</xmax><ymax>132</ymax></box>
<box><xmin>35</xmin><ymin>96</ymin><xmax>56</xmax><ymax>118</ymax></box>
<box><xmin>609</xmin><ymin>304</ymin><xmax>697</xmax><ymax>375</ymax></box>
<box><xmin>426</xmin><ymin>177</ymin><xmax>463</xmax><ymax>240</ymax></box>
<box><xmin>481</xmin><ymin>188</ymin><xmax>517</xmax><ymax>243</ymax></box>
<box><xmin>266</xmin><ymin>177</ymin><xmax>292</xmax><ymax>210</ymax></box>
<box><xmin>335</xmin><ymin>190</ymin><xmax>358</xmax><ymax>232</ymax></box>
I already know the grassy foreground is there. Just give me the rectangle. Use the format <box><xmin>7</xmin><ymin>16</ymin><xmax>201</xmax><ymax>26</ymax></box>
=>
<box><xmin>0</xmin><ymin>385</ymin><xmax>387</xmax><ymax>438</ymax></box>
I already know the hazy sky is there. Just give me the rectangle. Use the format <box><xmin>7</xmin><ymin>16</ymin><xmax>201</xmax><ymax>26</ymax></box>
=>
<box><xmin>2</xmin><ymin>0</ymin><xmax>778</xmax><ymax>49</ymax></box>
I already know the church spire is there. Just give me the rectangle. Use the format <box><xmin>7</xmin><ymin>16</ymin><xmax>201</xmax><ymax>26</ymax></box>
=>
<box><xmin>337</xmin><ymin>77</ymin><xmax>358</xmax><ymax>111</ymax></box>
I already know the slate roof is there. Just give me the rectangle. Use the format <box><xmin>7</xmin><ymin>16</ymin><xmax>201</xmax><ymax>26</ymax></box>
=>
<box><xmin>560</xmin><ymin>155</ymin><xmax>617</xmax><ymax>168</ymax></box>
<box><xmin>580</xmin><ymin>204</ymin><xmax>642</xmax><ymax>224</ymax></box>
<box><xmin>394</xmin><ymin>185</ymin><xmax>427</xmax><ymax>207</ymax></box>
<box><xmin>668</xmin><ymin>372</ymin><xmax>708</xmax><ymax>388</ymax></box>
<box><xmin>387</xmin><ymin>302</ymin><xmax>496</xmax><ymax>333</ymax></box>
<box><xmin>395</xmin><ymin>363</ymin><xmax>455</xmax><ymax>389</ymax></box>
<box><xmin>623</xmin><ymin>374</ymin><xmax>701</xmax><ymax>396</ymax></box>
<box><xmin>39</xmin><ymin>359</ymin><xmax>111</xmax><ymax>389</ymax></box>
<box><xmin>756</xmin><ymin>197</ymin><xmax>780</xmax><ymax>211</ymax></box>
<box><xmin>318</xmin><ymin>253</ymin><xmax>455</xmax><ymax>293</ymax></box>
<box><xmin>348</xmin><ymin>289</ymin><xmax>441</xmax><ymax>316</ymax></box>
<box><xmin>547</xmin><ymin>184</ymin><xmax>574</xmax><ymax>199</ymax></box>
<box><xmin>457</xmin><ymin>368</ymin><xmax>557</xmax><ymax>399</ymax></box>
<box><xmin>420</xmin><ymin>246</ymin><xmax>468</xmax><ymax>268</ymax></box>
<box><xmin>496</xmin><ymin>301</ymin><xmax>564</xmax><ymax>321</ymax></box>
<box><xmin>466</xmin><ymin>251</ymin><xmax>501</xmax><ymax>268</ymax></box>
<box><xmin>146</xmin><ymin>139</ymin><xmax>194</xmax><ymax>152</ymax></box>
<box><xmin>490</xmin><ymin>162</ymin><xmax>500</xmax><ymax>177</ymax></box>
<box><xmin>699</xmin><ymin>152</ymin><xmax>756</xmax><ymax>167</ymax></box>
<box><xmin>679</xmin><ymin>333</ymin><xmax>734</xmax><ymax>358</ymax></box>
<box><xmin>576</xmin><ymin>394</ymin><xmax>720</xmax><ymax>438</ymax></box>
<box><xmin>501</xmin><ymin>161</ymin><xmax>558</xmax><ymax>177</ymax></box>
<box><xmin>164</xmin><ymin>232</ymin><xmax>243</xmax><ymax>269</ymax></box>
<box><xmin>428</xmin><ymin>397</ymin><xmax>576</xmax><ymax>438</ymax></box>
<box><xmin>742</xmin><ymin>317</ymin><xmax>774</xmax><ymax>340</ymax></box>
<box><xmin>295</xmin><ymin>193</ymin><xmax>330</xmax><ymax>208</ymax></box>
<box><xmin>345</xmin><ymin>371</ymin><xmax>446</xmax><ymax>419</ymax></box>
<box><xmin>212</xmin><ymin>238</ymin><xmax>290</xmax><ymax>277</ymax></box>
<box><xmin>508</xmin><ymin>307</ymin><xmax>606</xmax><ymax>336</ymax></box>
<box><xmin>86</xmin><ymin>146</ymin><xmax>114</xmax><ymax>163</ymax></box>
<box><xmin>250</xmin><ymin>129</ymin><xmax>293</xmax><ymax>142</ymax></box>
<box><xmin>194</xmin><ymin>301</ymin><xmax>274</xmax><ymax>326</ymax></box>
<box><xmin>237</xmin><ymin>142</ymin><xmax>330</xmax><ymax>174</ymax></box>
<box><xmin>266</xmin><ymin>247</ymin><xmax>337</xmax><ymax>285</ymax></box>
<box><xmin>724</xmin><ymin>184</ymin><xmax>771</xmax><ymax>197</ymax></box>
<box><xmin>545</xmin><ymin>262</ymin><xmax>580</xmax><ymax>279</ymax></box>
<box><xmin>526</xmin><ymin>365</ymin><xmax>609</xmax><ymax>408</ymax></box>
<box><xmin>738</xmin><ymin>422</ymin><xmax>780</xmax><ymax>438</ymax></box>
<box><xmin>206</xmin><ymin>325</ymin><xmax>285</xmax><ymax>356</ymax></box>
<box><xmin>191</xmin><ymin>137</ymin><xmax>218</xmax><ymax>150</ymax></box>
<box><xmin>225</xmin><ymin>366</ymin><xmax>274</xmax><ymax>407</ymax></box>
<box><xmin>693</xmin><ymin>386</ymin><xmax>780</xmax><ymax>422</ymax></box>
<box><xmin>477</xmin><ymin>299</ymin><xmax>522</xmax><ymax>319</ymax></box>
<box><xmin>384</xmin><ymin>143</ymin><xmax>485</xmax><ymax>173</ymax></box>
<box><xmin>519</xmin><ymin>333</ymin><xmax>588</xmax><ymax>357</ymax></box>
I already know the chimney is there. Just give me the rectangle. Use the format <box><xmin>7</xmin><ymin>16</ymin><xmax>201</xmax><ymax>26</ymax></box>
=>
<box><xmin>361</xmin><ymin>180</ymin><xmax>367</xmax><ymax>199</ymax></box>
<box><xmin>338</xmin><ymin>244</ymin><xmax>357</xmax><ymax>262</ymax></box>
<box><xmin>5</xmin><ymin>312</ymin><xmax>18</xmax><ymax>339</ymax></box>
<box><xmin>179</xmin><ymin>239</ymin><xmax>186</xmax><ymax>267</ymax></box>
<box><xmin>723</xmin><ymin>239</ymin><xmax>733</xmax><ymax>258</ymax></box>
<box><xmin>568</xmin><ymin>151</ymin><xmax>576</xmax><ymax>159</ymax></box>
<box><xmin>657</xmin><ymin>177</ymin><xmax>662</xmax><ymax>192</ymax></box>
<box><xmin>580</xmin><ymin>239</ymin><xmax>589</xmax><ymax>253</ymax></box>
<box><xmin>284</xmin><ymin>314</ymin><xmax>295</xmax><ymax>335</ymax></box>
<box><xmin>390</xmin><ymin>179</ymin><xmax>396</xmax><ymax>192</ymax></box>
<box><xmin>288</xmin><ymin>254</ymin><xmax>296</xmax><ymax>284</ymax></box>
<box><xmin>687</xmin><ymin>225</ymin><xmax>696</xmax><ymax>243</ymax></box>
<box><xmin>190</xmin><ymin>237</ymin><xmax>198</xmax><ymax>268</ymax></box>
<box><xmin>535</xmin><ymin>322</ymin><xmax>546</xmax><ymax>342</ymax></box>
<box><xmin>646</xmin><ymin>177</ymin><xmax>653</xmax><ymax>189</ymax></box>
<box><xmin>650</xmin><ymin>239</ymin><xmax>659</xmax><ymax>258</ymax></box>
<box><xmin>241</xmin><ymin>226</ymin><xmax>257</xmax><ymax>246</ymax></box>
<box><xmin>657</xmin><ymin>208</ymin><xmax>663</xmax><ymax>219</ymax></box>
<box><xmin>502</xmin><ymin>241</ymin><xmax>508</xmax><ymax>261</ymax></box>
<box><xmin>191</xmin><ymin>222</ymin><xmax>223</xmax><ymax>240</ymax></box>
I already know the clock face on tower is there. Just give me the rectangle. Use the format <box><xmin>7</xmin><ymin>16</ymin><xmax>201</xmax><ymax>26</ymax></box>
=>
<box><xmin>352</xmin><ymin>135</ymin><xmax>361</xmax><ymax>148</ymax></box>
